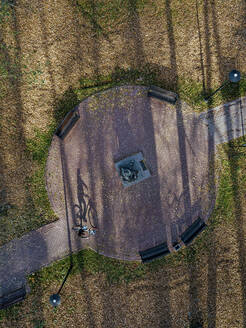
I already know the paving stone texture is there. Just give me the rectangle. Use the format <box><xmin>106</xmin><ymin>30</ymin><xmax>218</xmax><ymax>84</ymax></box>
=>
<box><xmin>1</xmin><ymin>85</ymin><xmax>246</xmax><ymax>297</ymax></box>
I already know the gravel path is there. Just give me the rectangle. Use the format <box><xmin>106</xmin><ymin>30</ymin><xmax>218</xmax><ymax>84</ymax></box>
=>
<box><xmin>1</xmin><ymin>85</ymin><xmax>246</xmax><ymax>298</ymax></box>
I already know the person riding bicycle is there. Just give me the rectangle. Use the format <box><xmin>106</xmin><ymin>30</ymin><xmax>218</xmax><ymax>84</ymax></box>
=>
<box><xmin>72</xmin><ymin>225</ymin><xmax>97</xmax><ymax>238</ymax></box>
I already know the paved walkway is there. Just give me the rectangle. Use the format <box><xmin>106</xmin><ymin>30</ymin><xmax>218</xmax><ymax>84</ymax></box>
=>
<box><xmin>46</xmin><ymin>85</ymin><xmax>214</xmax><ymax>261</ymax></box>
<box><xmin>1</xmin><ymin>86</ymin><xmax>246</xmax><ymax>298</ymax></box>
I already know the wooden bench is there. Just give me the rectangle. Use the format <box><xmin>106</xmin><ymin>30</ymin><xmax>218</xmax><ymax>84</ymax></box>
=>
<box><xmin>181</xmin><ymin>217</ymin><xmax>207</xmax><ymax>246</ymax></box>
<box><xmin>0</xmin><ymin>286</ymin><xmax>26</xmax><ymax>309</ymax></box>
<box><xmin>139</xmin><ymin>242</ymin><xmax>170</xmax><ymax>263</ymax></box>
<box><xmin>148</xmin><ymin>85</ymin><xmax>178</xmax><ymax>104</ymax></box>
<box><xmin>55</xmin><ymin>109</ymin><xmax>80</xmax><ymax>140</ymax></box>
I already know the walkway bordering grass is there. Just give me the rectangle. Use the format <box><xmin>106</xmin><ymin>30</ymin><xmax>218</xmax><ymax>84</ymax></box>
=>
<box><xmin>1</xmin><ymin>67</ymin><xmax>245</xmax><ymax>247</ymax></box>
<box><xmin>1</xmin><ymin>132</ymin><xmax>246</xmax><ymax>327</ymax></box>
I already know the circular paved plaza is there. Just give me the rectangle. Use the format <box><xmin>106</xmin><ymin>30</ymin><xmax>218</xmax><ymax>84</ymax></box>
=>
<box><xmin>46</xmin><ymin>85</ymin><xmax>216</xmax><ymax>261</ymax></box>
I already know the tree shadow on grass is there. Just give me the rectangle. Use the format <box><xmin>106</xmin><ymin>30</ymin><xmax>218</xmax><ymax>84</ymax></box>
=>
<box><xmin>0</xmin><ymin>3</ymin><xmax>33</xmax><ymax>233</ymax></box>
<box><xmin>0</xmin><ymin>2</ymin><xmax>65</xmax><ymax>324</ymax></box>
<box><xmin>164</xmin><ymin>0</ymin><xmax>219</xmax><ymax>326</ymax></box>
<box><xmin>202</xmin><ymin>0</ymin><xmax>246</xmax><ymax>326</ymax></box>
<box><xmin>188</xmin><ymin>262</ymin><xmax>204</xmax><ymax>328</ymax></box>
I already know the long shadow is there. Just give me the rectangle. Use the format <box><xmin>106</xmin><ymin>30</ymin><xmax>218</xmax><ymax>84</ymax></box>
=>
<box><xmin>97</xmin><ymin>1</ymin><xmax>171</xmax><ymax>324</ymax></box>
<box><xmin>77</xmin><ymin>3</ymin><xmax>113</xmax><ymax>324</ymax></box>
<box><xmin>38</xmin><ymin>1</ymin><xmax>94</xmax><ymax>323</ymax></box>
<box><xmin>75</xmin><ymin>0</ymin><xmax>111</xmax><ymax>41</ymax></box>
<box><xmin>203</xmin><ymin>0</ymin><xmax>212</xmax><ymax>97</ymax></box>
<box><xmin>75</xmin><ymin>0</ymin><xmax>103</xmax><ymax>79</ymax></box>
<box><xmin>50</xmin><ymin>84</ymin><xmax>97</xmax><ymax>326</ymax></box>
<box><xmin>0</xmin><ymin>3</ymin><xmax>48</xmax><ymax>325</ymax></box>
<box><xmin>125</xmin><ymin>0</ymin><xmax>146</xmax><ymax>67</ymax></box>
<box><xmin>203</xmin><ymin>0</ymin><xmax>246</xmax><ymax>326</ymax></box>
<box><xmin>201</xmin><ymin>1</ymin><xmax>218</xmax><ymax>326</ymax></box>
<box><xmin>165</xmin><ymin>0</ymin><xmax>193</xmax><ymax>226</ymax></box>
<box><xmin>69</xmin><ymin>2</ymin><xmax>135</xmax><ymax>326</ymax></box>
<box><xmin>73</xmin><ymin>2</ymin><xmax>112</xmax><ymax>325</ymax></box>
<box><xmin>59</xmin><ymin>141</ymin><xmax>74</xmax><ymax>263</ymax></box>
<box><xmin>0</xmin><ymin>5</ymin><xmax>29</xmax><ymax>213</ymax></box>
<box><xmin>79</xmin><ymin>82</ymin><xmax>172</xmax><ymax>328</ymax></box>
<box><xmin>38</xmin><ymin>0</ymin><xmax>99</xmax><ymax>319</ymax></box>
<box><xmin>123</xmin><ymin>0</ymin><xmax>168</xmax><ymax>246</ymax></box>
<box><xmin>210</xmin><ymin>0</ymin><xmax>246</xmax><ymax>323</ymax></box>
<box><xmin>225</xmin><ymin>139</ymin><xmax>246</xmax><ymax>328</ymax></box>
<box><xmin>165</xmin><ymin>0</ymin><xmax>216</xmax><ymax>326</ymax></box>
<box><xmin>81</xmin><ymin>98</ymin><xmax>119</xmax><ymax>328</ymax></box>
<box><xmin>74</xmin><ymin>1</ymin><xmax>172</xmax><ymax>320</ymax></box>
<box><xmin>206</xmin><ymin>231</ymin><xmax>217</xmax><ymax>328</ymax></box>
<box><xmin>195</xmin><ymin>0</ymin><xmax>230</xmax><ymax>325</ymax></box>
<box><xmin>38</xmin><ymin>1</ymin><xmax>57</xmax><ymax>102</ymax></box>
<box><xmin>62</xmin><ymin>0</ymin><xmax>86</xmax><ymax>75</ymax></box>
<box><xmin>59</xmin><ymin>139</ymin><xmax>97</xmax><ymax>328</ymax></box>
<box><xmin>195</xmin><ymin>0</ymin><xmax>206</xmax><ymax>95</ymax></box>
<box><xmin>187</xmin><ymin>261</ymin><xmax>204</xmax><ymax>328</ymax></box>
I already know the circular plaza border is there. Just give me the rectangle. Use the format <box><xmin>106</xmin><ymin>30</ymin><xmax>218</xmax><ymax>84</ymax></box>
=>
<box><xmin>45</xmin><ymin>85</ymin><xmax>216</xmax><ymax>261</ymax></box>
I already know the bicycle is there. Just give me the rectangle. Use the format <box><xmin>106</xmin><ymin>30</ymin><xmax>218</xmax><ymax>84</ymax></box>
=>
<box><xmin>72</xmin><ymin>225</ymin><xmax>97</xmax><ymax>238</ymax></box>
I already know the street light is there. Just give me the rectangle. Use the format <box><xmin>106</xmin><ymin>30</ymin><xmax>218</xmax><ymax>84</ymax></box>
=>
<box><xmin>49</xmin><ymin>263</ymin><xmax>73</xmax><ymax>307</ymax></box>
<box><xmin>204</xmin><ymin>70</ymin><xmax>241</xmax><ymax>102</ymax></box>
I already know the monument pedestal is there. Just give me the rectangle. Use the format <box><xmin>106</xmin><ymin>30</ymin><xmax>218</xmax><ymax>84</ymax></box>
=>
<box><xmin>115</xmin><ymin>152</ymin><xmax>151</xmax><ymax>188</ymax></box>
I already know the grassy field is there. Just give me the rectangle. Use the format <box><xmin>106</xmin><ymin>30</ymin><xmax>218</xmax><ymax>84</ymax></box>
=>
<box><xmin>1</xmin><ymin>0</ymin><xmax>246</xmax><ymax>326</ymax></box>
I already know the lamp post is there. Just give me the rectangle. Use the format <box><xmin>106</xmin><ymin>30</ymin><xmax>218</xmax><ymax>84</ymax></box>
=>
<box><xmin>204</xmin><ymin>70</ymin><xmax>241</xmax><ymax>102</ymax></box>
<box><xmin>49</xmin><ymin>263</ymin><xmax>73</xmax><ymax>307</ymax></box>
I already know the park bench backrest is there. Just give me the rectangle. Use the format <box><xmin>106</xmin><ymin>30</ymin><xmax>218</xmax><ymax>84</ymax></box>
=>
<box><xmin>55</xmin><ymin>109</ymin><xmax>80</xmax><ymax>140</ymax></box>
<box><xmin>181</xmin><ymin>217</ymin><xmax>207</xmax><ymax>246</ymax></box>
<box><xmin>139</xmin><ymin>242</ymin><xmax>170</xmax><ymax>263</ymax></box>
<box><xmin>0</xmin><ymin>286</ymin><xmax>26</xmax><ymax>309</ymax></box>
